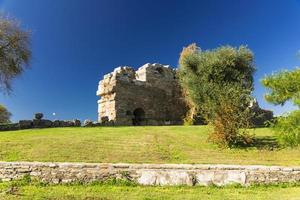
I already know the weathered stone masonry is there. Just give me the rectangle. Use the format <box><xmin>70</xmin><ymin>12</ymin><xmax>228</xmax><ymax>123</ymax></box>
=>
<box><xmin>96</xmin><ymin>63</ymin><xmax>187</xmax><ymax>125</ymax></box>
<box><xmin>1</xmin><ymin>162</ymin><xmax>300</xmax><ymax>186</ymax></box>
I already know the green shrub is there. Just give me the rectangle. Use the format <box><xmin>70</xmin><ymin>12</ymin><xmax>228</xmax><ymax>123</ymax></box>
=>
<box><xmin>273</xmin><ymin>110</ymin><xmax>300</xmax><ymax>147</ymax></box>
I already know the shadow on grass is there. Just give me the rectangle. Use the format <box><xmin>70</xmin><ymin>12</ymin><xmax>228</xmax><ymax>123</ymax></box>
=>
<box><xmin>252</xmin><ymin>136</ymin><xmax>279</xmax><ymax>150</ymax></box>
<box><xmin>236</xmin><ymin>136</ymin><xmax>279</xmax><ymax>150</ymax></box>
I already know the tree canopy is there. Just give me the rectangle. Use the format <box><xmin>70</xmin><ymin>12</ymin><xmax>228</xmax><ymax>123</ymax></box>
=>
<box><xmin>262</xmin><ymin>68</ymin><xmax>300</xmax><ymax>107</ymax></box>
<box><xmin>178</xmin><ymin>44</ymin><xmax>256</xmax><ymax>146</ymax></box>
<box><xmin>0</xmin><ymin>15</ymin><xmax>31</xmax><ymax>93</ymax></box>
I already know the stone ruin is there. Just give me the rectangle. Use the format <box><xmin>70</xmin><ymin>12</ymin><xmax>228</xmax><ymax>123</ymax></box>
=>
<box><xmin>97</xmin><ymin>63</ymin><xmax>188</xmax><ymax>125</ymax></box>
<box><xmin>97</xmin><ymin>63</ymin><xmax>274</xmax><ymax>126</ymax></box>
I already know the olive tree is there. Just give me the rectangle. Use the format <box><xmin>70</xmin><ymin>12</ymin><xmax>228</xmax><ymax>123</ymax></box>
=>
<box><xmin>0</xmin><ymin>15</ymin><xmax>31</xmax><ymax>93</ymax></box>
<box><xmin>178</xmin><ymin>44</ymin><xmax>255</xmax><ymax>147</ymax></box>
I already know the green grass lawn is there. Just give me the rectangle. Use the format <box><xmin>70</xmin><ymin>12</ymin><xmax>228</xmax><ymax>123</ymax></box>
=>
<box><xmin>1</xmin><ymin>181</ymin><xmax>300</xmax><ymax>200</ymax></box>
<box><xmin>0</xmin><ymin>126</ymin><xmax>300</xmax><ymax>166</ymax></box>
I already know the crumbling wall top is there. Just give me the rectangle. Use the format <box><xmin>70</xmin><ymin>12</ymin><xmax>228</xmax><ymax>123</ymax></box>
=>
<box><xmin>136</xmin><ymin>63</ymin><xmax>174</xmax><ymax>82</ymax></box>
<box><xmin>102</xmin><ymin>66</ymin><xmax>136</xmax><ymax>81</ymax></box>
<box><xmin>97</xmin><ymin>63</ymin><xmax>177</xmax><ymax>96</ymax></box>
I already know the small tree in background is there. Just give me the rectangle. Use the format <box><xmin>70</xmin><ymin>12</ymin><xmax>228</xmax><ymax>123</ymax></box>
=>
<box><xmin>262</xmin><ymin>68</ymin><xmax>300</xmax><ymax>146</ymax></box>
<box><xmin>178</xmin><ymin>44</ymin><xmax>255</xmax><ymax>147</ymax></box>
<box><xmin>0</xmin><ymin>104</ymin><xmax>11</xmax><ymax>123</ymax></box>
<box><xmin>0</xmin><ymin>15</ymin><xmax>31</xmax><ymax>93</ymax></box>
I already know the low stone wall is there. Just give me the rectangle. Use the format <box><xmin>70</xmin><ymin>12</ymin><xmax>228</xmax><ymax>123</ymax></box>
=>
<box><xmin>1</xmin><ymin>162</ymin><xmax>300</xmax><ymax>186</ymax></box>
<box><xmin>0</xmin><ymin>119</ymin><xmax>81</xmax><ymax>131</ymax></box>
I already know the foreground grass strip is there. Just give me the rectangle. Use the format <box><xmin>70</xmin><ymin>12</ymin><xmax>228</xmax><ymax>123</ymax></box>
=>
<box><xmin>1</xmin><ymin>179</ymin><xmax>300</xmax><ymax>200</ymax></box>
<box><xmin>1</xmin><ymin>126</ymin><xmax>300</xmax><ymax>166</ymax></box>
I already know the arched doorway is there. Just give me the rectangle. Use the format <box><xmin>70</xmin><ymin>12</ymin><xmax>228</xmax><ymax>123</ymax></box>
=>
<box><xmin>132</xmin><ymin>108</ymin><xmax>145</xmax><ymax>125</ymax></box>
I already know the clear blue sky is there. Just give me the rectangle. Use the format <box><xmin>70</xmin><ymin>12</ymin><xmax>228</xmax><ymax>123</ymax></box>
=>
<box><xmin>0</xmin><ymin>0</ymin><xmax>299</xmax><ymax>122</ymax></box>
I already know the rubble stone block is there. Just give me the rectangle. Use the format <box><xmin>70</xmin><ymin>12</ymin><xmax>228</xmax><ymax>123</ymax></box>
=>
<box><xmin>19</xmin><ymin>120</ymin><xmax>33</xmax><ymax>129</ymax></box>
<box><xmin>83</xmin><ymin>119</ymin><xmax>93</xmax><ymax>127</ymax></box>
<box><xmin>33</xmin><ymin>119</ymin><xmax>52</xmax><ymax>128</ymax></box>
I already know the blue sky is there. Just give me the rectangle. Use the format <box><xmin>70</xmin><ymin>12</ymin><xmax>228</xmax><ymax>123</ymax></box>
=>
<box><xmin>0</xmin><ymin>0</ymin><xmax>299</xmax><ymax>122</ymax></box>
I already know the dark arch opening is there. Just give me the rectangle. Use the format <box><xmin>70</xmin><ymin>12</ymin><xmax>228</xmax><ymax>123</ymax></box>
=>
<box><xmin>132</xmin><ymin>108</ymin><xmax>145</xmax><ymax>126</ymax></box>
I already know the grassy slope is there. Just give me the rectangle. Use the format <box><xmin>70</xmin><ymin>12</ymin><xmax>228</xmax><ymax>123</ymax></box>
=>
<box><xmin>1</xmin><ymin>182</ymin><xmax>300</xmax><ymax>200</ymax></box>
<box><xmin>0</xmin><ymin>126</ymin><xmax>300</xmax><ymax>166</ymax></box>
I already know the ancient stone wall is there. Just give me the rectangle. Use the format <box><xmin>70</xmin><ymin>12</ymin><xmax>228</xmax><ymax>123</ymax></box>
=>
<box><xmin>97</xmin><ymin>63</ymin><xmax>187</xmax><ymax>125</ymax></box>
<box><xmin>0</xmin><ymin>113</ymin><xmax>81</xmax><ymax>131</ymax></box>
<box><xmin>1</xmin><ymin>162</ymin><xmax>300</xmax><ymax>186</ymax></box>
